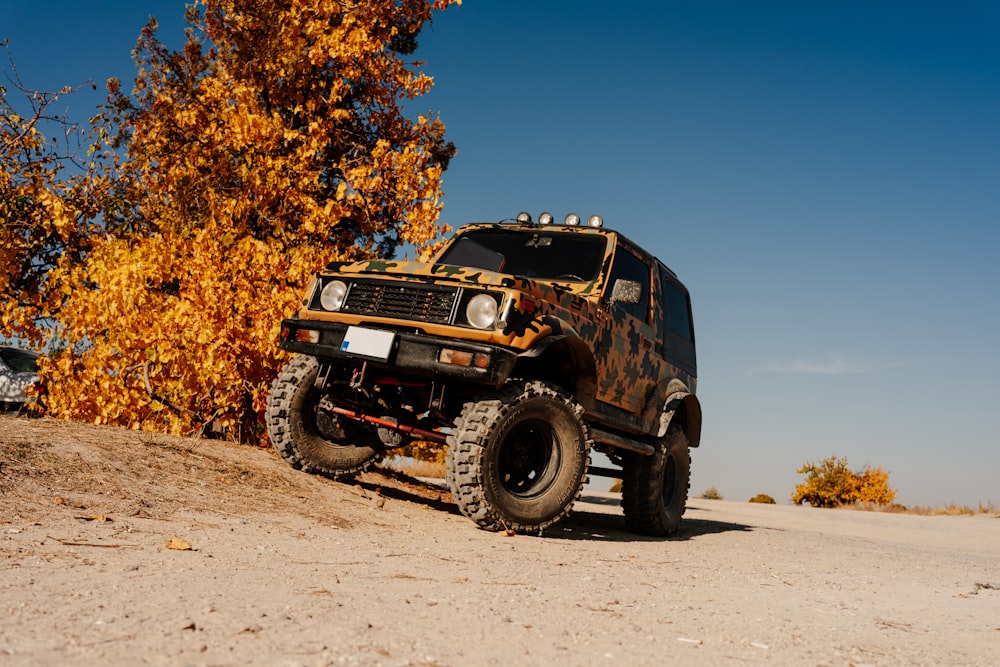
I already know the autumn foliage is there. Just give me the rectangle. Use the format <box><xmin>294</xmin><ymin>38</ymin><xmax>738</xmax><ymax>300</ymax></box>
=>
<box><xmin>791</xmin><ymin>456</ymin><xmax>897</xmax><ymax>507</ymax></box>
<box><xmin>0</xmin><ymin>1</ymin><xmax>459</xmax><ymax>441</ymax></box>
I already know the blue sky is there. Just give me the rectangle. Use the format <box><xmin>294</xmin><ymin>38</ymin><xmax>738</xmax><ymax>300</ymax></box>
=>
<box><xmin>3</xmin><ymin>1</ymin><xmax>998</xmax><ymax>506</ymax></box>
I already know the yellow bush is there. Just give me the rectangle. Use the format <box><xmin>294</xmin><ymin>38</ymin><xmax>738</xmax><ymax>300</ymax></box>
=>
<box><xmin>792</xmin><ymin>455</ymin><xmax>896</xmax><ymax>508</ymax></box>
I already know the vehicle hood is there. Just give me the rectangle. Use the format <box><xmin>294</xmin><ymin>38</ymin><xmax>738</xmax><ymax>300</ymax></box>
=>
<box><xmin>326</xmin><ymin>259</ymin><xmax>520</xmax><ymax>288</ymax></box>
<box><xmin>327</xmin><ymin>258</ymin><xmax>600</xmax><ymax>295</ymax></box>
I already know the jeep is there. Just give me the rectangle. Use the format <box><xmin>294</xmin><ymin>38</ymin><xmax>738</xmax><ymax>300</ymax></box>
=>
<box><xmin>265</xmin><ymin>212</ymin><xmax>701</xmax><ymax>535</ymax></box>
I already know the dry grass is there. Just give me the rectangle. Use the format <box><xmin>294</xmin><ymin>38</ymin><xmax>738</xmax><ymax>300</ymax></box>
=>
<box><xmin>897</xmin><ymin>501</ymin><xmax>999</xmax><ymax>516</ymax></box>
<box><xmin>854</xmin><ymin>501</ymin><xmax>1000</xmax><ymax>517</ymax></box>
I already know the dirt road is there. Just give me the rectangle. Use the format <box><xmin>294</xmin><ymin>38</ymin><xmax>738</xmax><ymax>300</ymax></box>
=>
<box><xmin>2</xmin><ymin>416</ymin><xmax>999</xmax><ymax>666</ymax></box>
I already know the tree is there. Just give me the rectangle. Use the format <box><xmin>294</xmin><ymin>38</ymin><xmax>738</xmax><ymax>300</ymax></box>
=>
<box><xmin>1</xmin><ymin>1</ymin><xmax>459</xmax><ymax>440</ymax></box>
<box><xmin>791</xmin><ymin>455</ymin><xmax>897</xmax><ymax>508</ymax></box>
<box><xmin>1</xmin><ymin>40</ymin><xmax>111</xmax><ymax>346</ymax></box>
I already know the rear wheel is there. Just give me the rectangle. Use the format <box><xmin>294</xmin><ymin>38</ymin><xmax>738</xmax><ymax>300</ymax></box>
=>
<box><xmin>265</xmin><ymin>355</ymin><xmax>382</xmax><ymax>479</ymax></box>
<box><xmin>621</xmin><ymin>426</ymin><xmax>690</xmax><ymax>536</ymax></box>
<box><xmin>446</xmin><ymin>380</ymin><xmax>591</xmax><ymax>534</ymax></box>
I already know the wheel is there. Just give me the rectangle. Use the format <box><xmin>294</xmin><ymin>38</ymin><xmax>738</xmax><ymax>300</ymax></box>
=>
<box><xmin>621</xmin><ymin>426</ymin><xmax>690</xmax><ymax>536</ymax></box>
<box><xmin>265</xmin><ymin>355</ymin><xmax>382</xmax><ymax>479</ymax></box>
<box><xmin>445</xmin><ymin>379</ymin><xmax>591</xmax><ymax>534</ymax></box>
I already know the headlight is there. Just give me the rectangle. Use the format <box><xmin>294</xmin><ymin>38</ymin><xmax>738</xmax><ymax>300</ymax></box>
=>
<box><xmin>465</xmin><ymin>293</ymin><xmax>499</xmax><ymax>329</ymax></box>
<box><xmin>319</xmin><ymin>280</ymin><xmax>348</xmax><ymax>311</ymax></box>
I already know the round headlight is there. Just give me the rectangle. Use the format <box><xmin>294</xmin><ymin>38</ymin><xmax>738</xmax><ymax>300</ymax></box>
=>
<box><xmin>319</xmin><ymin>280</ymin><xmax>348</xmax><ymax>311</ymax></box>
<box><xmin>588</xmin><ymin>214</ymin><xmax>603</xmax><ymax>228</ymax></box>
<box><xmin>466</xmin><ymin>293</ymin><xmax>499</xmax><ymax>329</ymax></box>
<box><xmin>565</xmin><ymin>213</ymin><xmax>581</xmax><ymax>226</ymax></box>
<box><xmin>539</xmin><ymin>211</ymin><xmax>554</xmax><ymax>225</ymax></box>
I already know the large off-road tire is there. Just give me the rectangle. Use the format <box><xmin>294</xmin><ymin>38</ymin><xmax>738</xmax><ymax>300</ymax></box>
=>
<box><xmin>265</xmin><ymin>355</ymin><xmax>381</xmax><ymax>479</ymax></box>
<box><xmin>621</xmin><ymin>426</ymin><xmax>690</xmax><ymax>536</ymax></box>
<box><xmin>445</xmin><ymin>379</ymin><xmax>591</xmax><ymax>534</ymax></box>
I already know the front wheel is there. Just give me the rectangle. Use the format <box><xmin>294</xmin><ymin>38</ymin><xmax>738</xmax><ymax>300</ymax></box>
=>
<box><xmin>445</xmin><ymin>380</ymin><xmax>591</xmax><ymax>534</ymax></box>
<box><xmin>621</xmin><ymin>426</ymin><xmax>690</xmax><ymax>536</ymax></box>
<box><xmin>265</xmin><ymin>355</ymin><xmax>382</xmax><ymax>479</ymax></box>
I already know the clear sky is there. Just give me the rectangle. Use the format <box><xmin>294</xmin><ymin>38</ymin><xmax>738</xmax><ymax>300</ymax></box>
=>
<box><xmin>3</xmin><ymin>2</ymin><xmax>998</xmax><ymax>507</ymax></box>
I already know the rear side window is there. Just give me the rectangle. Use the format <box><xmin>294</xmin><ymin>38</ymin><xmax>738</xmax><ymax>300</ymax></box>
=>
<box><xmin>665</xmin><ymin>283</ymin><xmax>693</xmax><ymax>341</ymax></box>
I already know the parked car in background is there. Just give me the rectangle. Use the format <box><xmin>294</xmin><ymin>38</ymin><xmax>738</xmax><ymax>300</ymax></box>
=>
<box><xmin>0</xmin><ymin>346</ymin><xmax>42</xmax><ymax>413</ymax></box>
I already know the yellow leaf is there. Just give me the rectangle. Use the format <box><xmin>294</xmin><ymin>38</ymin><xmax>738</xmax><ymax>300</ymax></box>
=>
<box><xmin>165</xmin><ymin>535</ymin><xmax>193</xmax><ymax>551</ymax></box>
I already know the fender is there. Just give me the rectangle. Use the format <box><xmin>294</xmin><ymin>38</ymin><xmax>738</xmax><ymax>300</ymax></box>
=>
<box><xmin>657</xmin><ymin>378</ymin><xmax>703</xmax><ymax>447</ymax></box>
<box><xmin>515</xmin><ymin>328</ymin><xmax>598</xmax><ymax>409</ymax></box>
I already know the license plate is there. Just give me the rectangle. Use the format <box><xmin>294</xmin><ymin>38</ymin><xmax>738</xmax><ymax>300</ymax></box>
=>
<box><xmin>340</xmin><ymin>326</ymin><xmax>395</xmax><ymax>361</ymax></box>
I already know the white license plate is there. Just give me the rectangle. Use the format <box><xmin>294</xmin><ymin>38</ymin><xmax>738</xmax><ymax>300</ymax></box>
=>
<box><xmin>340</xmin><ymin>326</ymin><xmax>395</xmax><ymax>361</ymax></box>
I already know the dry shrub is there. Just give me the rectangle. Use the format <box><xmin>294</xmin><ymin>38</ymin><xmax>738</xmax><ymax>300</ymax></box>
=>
<box><xmin>700</xmin><ymin>486</ymin><xmax>723</xmax><ymax>500</ymax></box>
<box><xmin>791</xmin><ymin>455</ymin><xmax>896</xmax><ymax>508</ymax></box>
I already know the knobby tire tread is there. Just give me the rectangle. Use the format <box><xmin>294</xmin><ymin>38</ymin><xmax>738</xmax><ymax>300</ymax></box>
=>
<box><xmin>445</xmin><ymin>379</ymin><xmax>591</xmax><ymax>535</ymax></box>
<box><xmin>265</xmin><ymin>355</ymin><xmax>379</xmax><ymax>480</ymax></box>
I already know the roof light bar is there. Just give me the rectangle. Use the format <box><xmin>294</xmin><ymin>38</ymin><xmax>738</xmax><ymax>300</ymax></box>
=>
<box><xmin>512</xmin><ymin>211</ymin><xmax>603</xmax><ymax>227</ymax></box>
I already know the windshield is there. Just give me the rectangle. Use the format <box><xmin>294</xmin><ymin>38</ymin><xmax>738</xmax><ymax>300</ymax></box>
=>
<box><xmin>437</xmin><ymin>229</ymin><xmax>608</xmax><ymax>282</ymax></box>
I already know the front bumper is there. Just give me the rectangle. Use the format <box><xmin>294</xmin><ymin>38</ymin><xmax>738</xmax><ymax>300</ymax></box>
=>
<box><xmin>278</xmin><ymin>318</ymin><xmax>518</xmax><ymax>387</ymax></box>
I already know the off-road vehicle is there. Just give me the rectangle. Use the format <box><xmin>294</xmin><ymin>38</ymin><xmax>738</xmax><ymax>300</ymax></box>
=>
<box><xmin>266</xmin><ymin>212</ymin><xmax>701</xmax><ymax>535</ymax></box>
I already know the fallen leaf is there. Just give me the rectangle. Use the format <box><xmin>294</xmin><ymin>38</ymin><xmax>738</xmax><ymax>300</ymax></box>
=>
<box><xmin>165</xmin><ymin>535</ymin><xmax>193</xmax><ymax>551</ymax></box>
<box><xmin>55</xmin><ymin>496</ymin><xmax>87</xmax><ymax>509</ymax></box>
<box><xmin>76</xmin><ymin>515</ymin><xmax>112</xmax><ymax>523</ymax></box>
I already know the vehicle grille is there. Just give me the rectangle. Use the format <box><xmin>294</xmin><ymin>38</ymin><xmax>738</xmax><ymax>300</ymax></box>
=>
<box><xmin>344</xmin><ymin>281</ymin><xmax>457</xmax><ymax>324</ymax></box>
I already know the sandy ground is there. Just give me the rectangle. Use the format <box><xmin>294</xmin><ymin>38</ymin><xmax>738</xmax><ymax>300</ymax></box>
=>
<box><xmin>2</xmin><ymin>415</ymin><xmax>999</xmax><ymax>667</ymax></box>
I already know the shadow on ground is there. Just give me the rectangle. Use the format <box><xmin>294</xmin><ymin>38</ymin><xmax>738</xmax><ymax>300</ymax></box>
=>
<box><xmin>547</xmin><ymin>507</ymin><xmax>754</xmax><ymax>543</ymax></box>
<box><xmin>354</xmin><ymin>474</ymin><xmax>754</xmax><ymax>543</ymax></box>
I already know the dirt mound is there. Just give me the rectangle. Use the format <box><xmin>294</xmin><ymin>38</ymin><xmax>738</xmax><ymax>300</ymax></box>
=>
<box><xmin>1</xmin><ymin>415</ymin><xmax>452</xmax><ymax>530</ymax></box>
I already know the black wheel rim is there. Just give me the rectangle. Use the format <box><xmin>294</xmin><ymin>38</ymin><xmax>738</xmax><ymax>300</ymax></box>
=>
<box><xmin>497</xmin><ymin>419</ymin><xmax>558</xmax><ymax>497</ymax></box>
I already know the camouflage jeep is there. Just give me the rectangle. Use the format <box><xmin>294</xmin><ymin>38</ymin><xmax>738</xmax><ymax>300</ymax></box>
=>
<box><xmin>265</xmin><ymin>212</ymin><xmax>701</xmax><ymax>536</ymax></box>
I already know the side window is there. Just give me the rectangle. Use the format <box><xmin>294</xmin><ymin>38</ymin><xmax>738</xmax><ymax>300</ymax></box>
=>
<box><xmin>659</xmin><ymin>264</ymin><xmax>696</xmax><ymax>370</ymax></box>
<box><xmin>665</xmin><ymin>282</ymin><xmax>693</xmax><ymax>341</ymax></box>
<box><xmin>606</xmin><ymin>247</ymin><xmax>651</xmax><ymax>323</ymax></box>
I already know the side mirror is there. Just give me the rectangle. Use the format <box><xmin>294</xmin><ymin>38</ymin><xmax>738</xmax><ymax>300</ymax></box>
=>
<box><xmin>610</xmin><ymin>279</ymin><xmax>642</xmax><ymax>305</ymax></box>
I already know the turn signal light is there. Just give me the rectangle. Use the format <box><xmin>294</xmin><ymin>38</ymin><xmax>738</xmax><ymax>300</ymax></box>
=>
<box><xmin>293</xmin><ymin>329</ymin><xmax>320</xmax><ymax>344</ymax></box>
<box><xmin>439</xmin><ymin>349</ymin><xmax>490</xmax><ymax>368</ymax></box>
